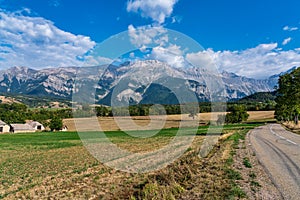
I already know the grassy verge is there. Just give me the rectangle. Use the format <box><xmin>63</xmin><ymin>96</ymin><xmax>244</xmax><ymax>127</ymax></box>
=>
<box><xmin>223</xmin><ymin>123</ymin><xmax>263</xmax><ymax>199</ymax></box>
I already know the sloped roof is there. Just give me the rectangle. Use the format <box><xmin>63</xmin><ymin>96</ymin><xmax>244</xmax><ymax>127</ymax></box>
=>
<box><xmin>11</xmin><ymin>124</ymin><xmax>35</xmax><ymax>131</ymax></box>
<box><xmin>0</xmin><ymin>120</ymin><xmax>8</xmax><ymax>126</ymax></box>
<box><xmin>27</xmin><ymin>121</ymin><xmax>44</xmax><ymax>127</ymax></box>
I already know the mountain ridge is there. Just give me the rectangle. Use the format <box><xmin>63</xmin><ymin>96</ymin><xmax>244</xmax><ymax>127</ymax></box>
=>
<box><xmin>0</xmin><ymin>61</ymin><xmax>293</xmax><ymax>104</ymax></box>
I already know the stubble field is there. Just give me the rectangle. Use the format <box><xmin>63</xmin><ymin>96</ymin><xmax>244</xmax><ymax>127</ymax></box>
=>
<box><xmin>0</xmin><ymin>111</ymin><xmax>275</xmax><ymax>199</ymax></box>
<box><xmin>0</xmin><ymin>123</ymin><xmax>265</xmax><ymax>199</ymax></box>
<box><xmin>64</xmin><ymin>111</ymin><xmax>275</xmax><ymax>132</ymax></box>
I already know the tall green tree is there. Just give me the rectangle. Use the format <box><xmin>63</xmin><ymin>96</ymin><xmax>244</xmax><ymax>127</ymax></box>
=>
<box><xmin>275</xmin><ymin>67</ymin><xmax>300</xmax><ymax>124</ymax></box>
<box><xmin>224</xmin><ymin>105</ymin><xmax>249</xmax><ymax>124</ymax></box>
<box><xmin>49</xmin><ymin>116</ymin><xmax>63</xmax><ymax>131</ymax></box>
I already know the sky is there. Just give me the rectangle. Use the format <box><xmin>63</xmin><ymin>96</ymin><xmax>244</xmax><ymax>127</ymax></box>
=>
<box><xmin>0</xmin><ymin>0</ymin><xmax>300</xmax><ymax>79</ymax></box>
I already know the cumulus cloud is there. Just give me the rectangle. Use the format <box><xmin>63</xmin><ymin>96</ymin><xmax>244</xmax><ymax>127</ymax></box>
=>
<box><xmin>283</xmin><ymin>25</ymin><xmax>298</xmax><ymax>31</ymax></box>
<box><xmin>282</xmin><ymin>37</ymin><xmax>292</xmax><ymax>45</ymax></box>
<box><xmin>186</xmin><ymin>43</ymin><xmax>300</xmax><ymax>79</ymax></box>
<box><xmin>150</xmin><ymin>45</ymin><xmax>185</xmax><ymax>68</ymax></box>
<box><xmin>128</xmin><ymin>24</ymin><xmax>168</xmax><ymax>48</ymax></box>
<box><xmin>186</xmin><ymin>49</ymin><xmax>217</xmax><ymax>70</ymax></box>
<box><xmin>0</xmin><ymin>10</ymin><xmax>96</xmax><ymax>69</ymax></box>
<box><xmin>127</xmin><ymin>0</ymin><xmax>178</xmax><ymax>24</ymax></box>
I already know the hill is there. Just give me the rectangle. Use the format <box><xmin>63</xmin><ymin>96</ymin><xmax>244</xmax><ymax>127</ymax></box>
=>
<box><xmin>238</xmin><ymin>91</ymin><xmax>277</xmax><ymax>103</ymax></box>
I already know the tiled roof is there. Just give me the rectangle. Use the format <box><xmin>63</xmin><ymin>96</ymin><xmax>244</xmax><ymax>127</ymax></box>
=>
<box><xmin>27</xmin><ymin>121</ymin><xmax>43</xmax><ymax>127</ymax></box>
<box><xmin>0</xmin><ymin>120</ymin><xmax>7</xmax><ymax>126</ymax></box>
<box><xmin>10</xmin><ymin>124</ymin><xmax>35</xmax><ymax>131</ymax></box>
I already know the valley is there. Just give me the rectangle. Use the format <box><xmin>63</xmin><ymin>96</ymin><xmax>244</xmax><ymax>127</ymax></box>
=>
<box><xmin>1</xmin><ymin>0</ymin><xmax>299</xmax><ymax>199</ymax></box>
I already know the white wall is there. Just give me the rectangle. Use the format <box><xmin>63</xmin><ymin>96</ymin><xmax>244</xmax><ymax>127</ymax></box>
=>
<box><xmin>0</xmin><ymin>125</ymin><xmax>10</xmax><ymax>133</ymax></box>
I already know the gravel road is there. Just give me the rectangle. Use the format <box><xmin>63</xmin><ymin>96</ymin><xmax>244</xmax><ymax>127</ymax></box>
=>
<box><xmin>249</xmin><ymin>124</ymin><xmax>300</xmax><ymax>200</ymax></box>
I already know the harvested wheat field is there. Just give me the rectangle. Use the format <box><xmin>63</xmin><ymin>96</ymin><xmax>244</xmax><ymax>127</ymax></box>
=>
<box><xmin>0</xmin><ymin>124</ymin><xmax>271</xmax><ymax>199</ymax></box>
<box><xmin>247</xmin><ymin>111</ymin><xmax>274</xmax><ymax>121</ymax></box>
<box><xmin>64</xmin><ymin>111</ymin><xmax>275</xmax><ymax>132</ymax></box>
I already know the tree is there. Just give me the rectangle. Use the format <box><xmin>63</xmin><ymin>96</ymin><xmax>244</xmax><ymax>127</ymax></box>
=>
<box><xmin>225</xmin><ymin>105</ymin><xmax>249</xmax><ymax>124</ymax></box>
<box><xmin>95</xmin><ymin>106</ymin><xmax>109</xmax><ymax>117</ymax></box>
<box><xmin>49</xmin><ymin>116</ymin><xmax>63</xmax><ymax>131</ymax></box>
<box><xmin>275</xmin><ymin>67</ymin><xmax>300</xmax><ymax>124</ymax></box>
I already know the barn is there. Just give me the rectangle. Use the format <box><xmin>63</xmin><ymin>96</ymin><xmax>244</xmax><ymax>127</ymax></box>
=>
<box><xmin>0</xmin><ymin>120</ymin><xmax>10</xmax><ymax>133</ymax></box>
<box><xmin>27</xmin><ymin>121</ymin><xmax>45</xmax><ymax>131</ymax></box>
<box><xmin>10</xmin><ymin>124</ymin><xmax>35</xmax><ymax>133</ymax></box>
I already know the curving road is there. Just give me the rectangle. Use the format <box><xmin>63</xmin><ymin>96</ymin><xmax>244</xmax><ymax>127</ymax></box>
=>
<box><xmin>249</xmin><ymin>124</ymin><xmax>300</xmax><ymax>200</ymax></box>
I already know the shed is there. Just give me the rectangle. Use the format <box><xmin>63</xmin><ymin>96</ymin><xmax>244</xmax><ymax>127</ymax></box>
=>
<box><xmin>0</xmin><ymin>120</ymin><xmax>10</xmax><ymax>133</ymax></box>
<box><xmin>27</xmin><ymin>121</ymin><xmax>45</xmax><ymax>131</ymax></box>
<box><xmin>10</xmin><ymin>124</ymin><xmax>35</xmax><ymax>133</ymax></box>
<box><xmin>61</xmin><ymin>125</ymin><xmax>68</xmax><ymax>132</ymax></box>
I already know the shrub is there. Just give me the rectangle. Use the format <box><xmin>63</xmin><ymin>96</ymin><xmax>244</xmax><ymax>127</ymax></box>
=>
<box><xmin>225</xmin><ymin>105</ymin><xmax>249</xmax><ymax>123</ymax></box>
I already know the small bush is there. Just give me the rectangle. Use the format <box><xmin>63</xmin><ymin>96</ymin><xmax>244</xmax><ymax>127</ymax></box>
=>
<box><xmin>243</xmin><ymin>157</ymin><xmax>252</xmax><ymax>168</ymax></box>
<box><xmin>226</xmin><ymin>169</ymin><xmax>243</xmax><ymax>180</ymax></box>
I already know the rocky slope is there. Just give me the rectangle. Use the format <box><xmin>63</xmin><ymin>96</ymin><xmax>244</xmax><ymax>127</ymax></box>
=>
<box><xmin>0</xmin><ymin>60</ymin><xmax>286</xmax><ymax>104</ymax></box>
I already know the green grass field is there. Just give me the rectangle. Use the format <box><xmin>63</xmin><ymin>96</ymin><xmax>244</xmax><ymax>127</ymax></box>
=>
<box><xmin>0</xmin><ymin>123</ymin><xmax>263</xmax><ymax>199</ymax></box>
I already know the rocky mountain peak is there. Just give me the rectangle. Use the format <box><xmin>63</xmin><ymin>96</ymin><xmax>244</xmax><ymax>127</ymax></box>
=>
<box><xmin>0</xmin><ymin>60</ymin><xmax>289</xmax><ymax>103</ymax></box>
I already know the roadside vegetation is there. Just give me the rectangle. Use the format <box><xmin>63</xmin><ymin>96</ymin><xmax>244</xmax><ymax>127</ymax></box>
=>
<box><xmin>275</xmin><ymin>67</ymin><xmax>300</xmax><ymax>124</ymax></box>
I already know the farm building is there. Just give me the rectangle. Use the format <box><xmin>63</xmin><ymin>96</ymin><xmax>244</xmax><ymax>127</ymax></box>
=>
<box><xmin>10</xmin><ymin>124</ymin><xmax>35</xmax><ymax>133</ymax></box>
<box><xmin>27</xmin><ymin>121</ymin><xmax>45</xmax><ymax>131</ymax></box>
<box><xmin>61</xmin><ymin>125</ymin><xmax>68</xmax><ymax>132</ymax></box>
<box><xmin>0</xmin><ymin>120</ymin><xmax>10</xmax><ymax>133</ymax></box>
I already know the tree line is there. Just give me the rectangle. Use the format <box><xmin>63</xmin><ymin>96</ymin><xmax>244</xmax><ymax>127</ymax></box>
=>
<box><xmin>275</xmin><ymin>67</ymin><xmax>300</xmax><ymax>124</ymax></box>
<box><xmin>1</xmin><ymin>90</ymin><xmax>276</xmax><ymax>126</ymax></box>
<box><xmin>0</xmin><ymin>103</ymin><xmax>72</xmax><ymax>128</ymax></box>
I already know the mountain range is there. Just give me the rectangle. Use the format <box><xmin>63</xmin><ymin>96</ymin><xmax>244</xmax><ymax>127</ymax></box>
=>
<box><xmin>0</xmin><ymin>60</ymin><xmax>292</xmax><ymax>105</ymax></box>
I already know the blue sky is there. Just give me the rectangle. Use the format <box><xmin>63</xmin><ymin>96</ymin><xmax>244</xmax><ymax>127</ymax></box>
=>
<box><xmin>0</xmin><ymin>0</ymin><xmax>300</xmax><ymax>78</ymax></box>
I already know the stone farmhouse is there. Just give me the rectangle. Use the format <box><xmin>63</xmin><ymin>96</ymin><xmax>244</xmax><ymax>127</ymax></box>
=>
<box><xmin>0</xmin><ymin>120</ymin><xmax>10</xmax><ymax>133</ymax></box>
<box><xmin>0</xmin><ymin>120</ymin><xmax>45</xmax><ymax>133</ymax></box>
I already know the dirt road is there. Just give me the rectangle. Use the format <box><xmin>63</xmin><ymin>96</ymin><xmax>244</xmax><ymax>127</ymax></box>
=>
<box><xmin>249</xmin><ymin>124</ymin><xmax>300</xmax><ymax>199</ymax></box>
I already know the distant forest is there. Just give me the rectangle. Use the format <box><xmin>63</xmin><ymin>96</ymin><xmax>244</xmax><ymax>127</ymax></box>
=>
<box><xmin>0</xmin><ymin>90</ymin><xmax>277</xmax><ymax>125</ymax></box>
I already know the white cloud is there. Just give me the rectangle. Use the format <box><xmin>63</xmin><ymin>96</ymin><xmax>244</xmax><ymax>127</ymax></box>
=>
<box><xmin>282</xmin><ymin>37</ymin><xmax>292</xmax><ymax>45</ymax></box>
<box><xmin>128</xmin><ymin>24</ymin><xmax>168</xmax><ymax>48</ymax></box>
<box><xmin>186</xmin><ymin>43</ymin><xmax>300</xmax><ymax>79</ymax></box>
<box><xmin>150</xmin><ymin>45</ymin><xmax>185</xmax><ymax>68</ymax></box>
<box><xmin>171</xmin><ymin>15</ymin><xmax>182</xmax><ymax>24</ymax></box>
<box><xmin>186</xmin><ymin>49</ymin><xmax>217</xmax><ymax>70</ymax></box>
<box><xmin>283</xmin><ymin>25</ymin><xmax>298</xmax><ymax>31</ymax></box>
<box><xmin>0</xmin><ymin>10</ymin><xmax>96</xmax><ymax>69</ymax></box>
<box><xmin>127</xmin><ymin>0</ymin><xmax>178</xmax><ymax>24</ymax></box>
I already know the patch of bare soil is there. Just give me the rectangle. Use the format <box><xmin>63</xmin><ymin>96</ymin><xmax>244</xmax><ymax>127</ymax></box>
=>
<box><xmin>0</xmin><ymin>96</ymin><xmax>20</xmax><ymax>104</ymax></box>
<box><xmin>233</xmin><ymin>132</ymin><xmax>282</xmax><ymax>199</ymax></box>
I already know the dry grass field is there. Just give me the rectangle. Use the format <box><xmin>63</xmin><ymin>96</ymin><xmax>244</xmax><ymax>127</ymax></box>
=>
<box><xmin>64</xmin><ymin>111</ymin><xmax>275</xmax><ymax>132</ymax></box>
<box><xmin>0</xmin><ymin>124</ymin><xmax>264</xmax><ymax>199</ymax></box>
<box><xmin>0</xmin><ymin>96</ymin><xmax>20</xmax><ymax>104</ymax></box>
<box><xmin>282</xmin><ymin>121</ymin><xmax>300</xmax><ymax>133</ymax></box>
<box><xmin>0</xmin><ymin>111</ymin><xmax>274</xmax><ymax>199</ymax></box>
